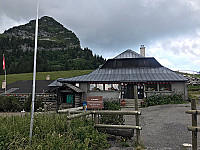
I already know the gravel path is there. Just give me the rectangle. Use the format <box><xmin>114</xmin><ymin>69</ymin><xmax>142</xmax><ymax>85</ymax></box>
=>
<box><xmin>123</xmin><ymin>103</ymin><xmax>200</xmax><ymax>150</ymax></box>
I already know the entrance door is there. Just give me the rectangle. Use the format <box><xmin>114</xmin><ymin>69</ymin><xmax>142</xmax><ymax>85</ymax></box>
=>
<box><xmin>123</xmin><ymin>84</ymin><xmax>134</xmax><ymax>99</ymax></box>
<box><xmin>122</xmin><ymin>84</ymin><xmax>144</xmax><ymax>99</ymax></box>
<box><xmin>138</xmin><ymin>84</ymin><xmax>144</xmax><ymax>99</ymax></box>
<box><xmin>65</xmin><ymin>94</ymin><xmax>75</xmax><ymax>107</ymax></box>
<box><xmin>66</xmin><ymin>95</ymin><xmax>74</xmax><ymax>103</ymax></box>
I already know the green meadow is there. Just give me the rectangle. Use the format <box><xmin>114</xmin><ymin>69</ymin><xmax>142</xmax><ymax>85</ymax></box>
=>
<box><xmin>0</xmin><ymin>70</ymin><xmax>93</xmax><ymax>85</ymax></box>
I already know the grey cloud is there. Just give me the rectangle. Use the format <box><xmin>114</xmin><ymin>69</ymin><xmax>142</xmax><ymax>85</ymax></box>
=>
<box><xmin>0</xmin><ymin>0</ymin><xmax>200</xmax><ymax>57</ymax></box>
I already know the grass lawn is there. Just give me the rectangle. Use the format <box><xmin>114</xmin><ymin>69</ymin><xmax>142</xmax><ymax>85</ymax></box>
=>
<box><xmin>0</xmin><ymin>70</ymin><xmax>93</xmax><ymax>85</ymax></box>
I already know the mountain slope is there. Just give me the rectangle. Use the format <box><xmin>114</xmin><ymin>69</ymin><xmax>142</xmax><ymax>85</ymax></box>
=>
<box><xmin>3</xmin><ymin>16</ymin><xmax>80</xmax><ymax>51</ymax></box>
<box><xmin>0</xmin><ymin>16</ymin><xmax>105</xmax><ymax>74</ymax></box>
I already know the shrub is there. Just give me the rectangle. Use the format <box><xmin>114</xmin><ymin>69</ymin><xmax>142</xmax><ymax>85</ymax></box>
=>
<box><xmin>23</xmin><ymin>95</ymin><xmax>44</xmax><ymax>112</ymax></box>
<box><xmin>104</xmin><ymin>101</ymin><xmax>121</xmax><ymax>110</ymax></box>
<box><xmin>0</xmin><ymin>95</ymin><xmax>44</xmax><ymax>112</ymax></box>
<box><xmin>0</xmin><ymin>114</ymin><xmax>109</xmax><ymax>150</ymax></box>
<box><xmin>0</xmin><ymin>96</ymin><xmax>22</xmax><ymax>112</ymax></box>
<box><xmin>100</xmin><ymin>101</ymin><xmax>125</xmax><ymax>125</ymax></box>
<box><xmin>145</xmin><ymin>94</ymin><xmax>184</xmax><ymax>107</ymax></box>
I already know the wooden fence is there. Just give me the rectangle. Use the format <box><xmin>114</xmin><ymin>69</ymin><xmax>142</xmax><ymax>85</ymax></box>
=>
<box><xmin>186</xmin><ymin>99</ymin><xmax>200</xmax><ymax>150</ymax></box>
<box><xmin>58</xmin><ymin>109</ymin><xmax>142</xmax><ymax>144</ymax></box>
<box><xmin>58</xmin><ymin>85</ymin><xmax>142</xmax><ymax>146</ymax></box>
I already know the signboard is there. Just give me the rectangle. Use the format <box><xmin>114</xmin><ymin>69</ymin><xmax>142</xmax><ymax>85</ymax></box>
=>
<box><xmin>87</xmin><ymin>96</ymin><xmax>103</xmax><ymax>109</ymax></box>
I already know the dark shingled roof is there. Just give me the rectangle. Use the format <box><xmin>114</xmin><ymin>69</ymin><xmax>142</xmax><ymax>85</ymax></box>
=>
<box><xmin>5</xmin><ymin>80</ymin><xmax>54</xmax><ymax>94</ymax></box>
<box><xmin>58</xmin><ymin>67</ymin><xmax>187</xmax><ymax>83</ymax></box>
<box><xmin>101</xmin><ymin>58</ymin><xmax>162</xmax><ymax>69</ymax></box>
<box><xmin>58</xmin><ymin>50</ymin><xmax>187</xmax><ymax>83</ymax></box>
<box><xmin>65</xmin><ymin>83</ymin><xmax>83</xmax><ymax>93</ymax></box>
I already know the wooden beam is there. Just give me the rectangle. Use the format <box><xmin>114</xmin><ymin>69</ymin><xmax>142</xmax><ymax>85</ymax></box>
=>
<box><xmin>67</xmin><ymin>111</ymin><xmax>91</xmax><ymax>120</ymax></box>
<box><xmin>186</xmin><ymin>110</ymin><xmax>200</xmax><ymax>115</ymax></box>
<box><xmin>92</xmin><ymin>110</ymin><xmax>141</xmax><ymax>115</ymax></box>
<box><xmin>191</xmin><ymin>99</ymin><xmax>197</xmax><ymax>150</ymax></box>
<box><xmin>95</xmin><ymin>124</ymin><xmax>142</xmax><ymax>130</ymax></box>
<box><xmin>134</xmin><ymin>85</ymin><xmax>141</xmax><ymax>146</ymax></box>
<box><xmin>188</xmin><ymin>126</ymin><xmax>200</xmax><ymax>132</ymax></box>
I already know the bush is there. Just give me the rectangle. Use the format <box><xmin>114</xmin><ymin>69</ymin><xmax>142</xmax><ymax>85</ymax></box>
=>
<box><xmin>0</xmin><ymin>95</ymin><xmax>44</xmax><ymax>112</ymax></box>
<box><xmin>23</xmin><ymin>95</ymin><xmax>44</xmax><ymax>112</ymax></box>
<box><xmin>0</xmin><ymin>96</ymin><xmax>22</xmax><ymax>112</ymax></box>
<box><xmin>100</xmin><ymin>101</ymin><xmax>125</xmax><ymax>125</ymax></box>
<box><xmin>0</xmin><ymin>114</ymin><xmax>109</xmax><ymax>150</ymax></box>
<box><xmin>103</xmin><ymin>101</ymin><xmax>121</xmax><ymax>110</ymax></box>
<box><xmin>144</xmin><ymin>94</ymin><xmax>184</xmax><ymax>107</ymax></box>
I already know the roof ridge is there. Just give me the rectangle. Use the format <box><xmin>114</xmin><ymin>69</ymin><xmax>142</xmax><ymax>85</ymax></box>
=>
<box><xmin>114</xmin><ymin>49</ymin><xmax>144</xmax><ymax>59</ymax></box>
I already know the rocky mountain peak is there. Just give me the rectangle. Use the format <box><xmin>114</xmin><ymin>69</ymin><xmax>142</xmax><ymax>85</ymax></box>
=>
<box><xmin>3</xmin><ymin>16</ymin><xmax>80</xmax><ymax>49</ymax></box>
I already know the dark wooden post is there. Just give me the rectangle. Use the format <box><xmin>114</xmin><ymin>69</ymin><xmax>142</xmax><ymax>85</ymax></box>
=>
<box><xmin>191</xmin><ymin>99</ymin><xmax>197</xmax><ymax>150</ymax></box>
<box><xmin>134</xmin><ymin>85</ymin><xmax>140</xmax><ymax>146</ymax></box>
<box><xmin>94</xmin><ymin>113</ymin><xmax>97</xmax><ymax>124</ymax></box>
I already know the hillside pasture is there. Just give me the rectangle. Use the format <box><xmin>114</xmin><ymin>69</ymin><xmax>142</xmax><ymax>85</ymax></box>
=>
<box><xmin>0</xmin><ymin>70</ymin><xmax>93</xmax><ymax>85</ymax></box>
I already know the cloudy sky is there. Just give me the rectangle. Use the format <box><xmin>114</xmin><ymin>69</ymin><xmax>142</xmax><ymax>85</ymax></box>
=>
<box><xmin>0</xmin><ymin>0</ymin><xmax>200</xmax><ymax>72</ymax></box>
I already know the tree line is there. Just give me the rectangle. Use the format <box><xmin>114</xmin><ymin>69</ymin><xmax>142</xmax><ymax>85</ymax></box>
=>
<box><xmin>0</xmin><ymin>36</ymin><xmax>105</xmax><ymax>75</ymax></box>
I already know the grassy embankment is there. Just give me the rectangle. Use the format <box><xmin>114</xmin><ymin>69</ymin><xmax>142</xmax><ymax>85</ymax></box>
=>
<box><xmin>188</xmin><ymin>85</ymin><xmax>200</xmax><ymax>99</ymax></box>
<box><xmin>0</xmin><ymin>70</ymin><xmax>93</xmax><ymax>85</ymax></box>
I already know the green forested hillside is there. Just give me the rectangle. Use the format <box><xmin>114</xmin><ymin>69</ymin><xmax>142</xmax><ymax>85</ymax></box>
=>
<box><xmin>0</xmin><ymin>45</ymin><xmax>105</xmax><ymax>74</ymax></box>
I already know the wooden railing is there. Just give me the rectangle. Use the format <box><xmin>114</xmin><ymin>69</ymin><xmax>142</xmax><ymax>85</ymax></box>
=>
<box><xmin>58</xmin><ymin>85</ymin><xmax>142</xmax><ymax>147</ymax></box>
<box><xmin>186</xmin><ymin>99</ymin><xmax>200</xmax><ymax>150</ymax></box>
<box><xmin>58</xmin><ymin>109</ymin><xmax>142</xmax><ymax>145</ymax></box>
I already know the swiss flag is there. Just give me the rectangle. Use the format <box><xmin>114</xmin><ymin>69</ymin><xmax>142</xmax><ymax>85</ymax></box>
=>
<box><xmin>3</xmin><ymin>54</ymin><xmax>5</xmax><ymax>70</ymax></box>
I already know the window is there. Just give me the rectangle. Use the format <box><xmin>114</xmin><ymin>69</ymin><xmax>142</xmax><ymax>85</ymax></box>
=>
<box><xmin>145</xmin><ymin>84</ymin><xmax>157</xmax><ymax>91</ymax></box>
<box><xmin>105</xmin><ymin>84</ymin><xmax>119</xmax><ymax>91</ymax></box>
<box><xmin>89</xmin><ymin>84</ymin><xmax>103</xmax><ymax>91</ymax></box>
<box><xmin>159</xmin><ymin>84</ymin><xmax>171</xmax><ymax>91</ymax></box>
<box><xmin>105</xmin><ymin>84</ymin><xmax>112</xmax><ymax>90</ymax></box>
<box><xmin>89</xmin><ymin>84</ymin><xmax>96</xmax><ymax>90</ymax></box>
<box><xmin>97</xmin><ymin>84</ymin><xmax>103</xmax><ymax>91</ymax></box>
<box><xmin>112</xmin><ymin>84</ymin><xmax>119</xmax><ymax>90</ymax></box>
<box><xmin>75</xmin><ymin>83</ymin><xmax>79</xmax><ymax>87</ymax></box>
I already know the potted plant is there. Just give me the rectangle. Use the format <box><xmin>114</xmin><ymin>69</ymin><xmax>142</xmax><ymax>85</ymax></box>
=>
<box><xmin>121</xmin><ymin>99</ymin><xmax>125</xmax><ymax>106</ymax></box>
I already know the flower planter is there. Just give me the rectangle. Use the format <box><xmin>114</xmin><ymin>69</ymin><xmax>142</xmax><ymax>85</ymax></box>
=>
<box><xmin>121</xmin><ymin>101</ymin><xmax>125</xmax><ymax>106</ymax></box>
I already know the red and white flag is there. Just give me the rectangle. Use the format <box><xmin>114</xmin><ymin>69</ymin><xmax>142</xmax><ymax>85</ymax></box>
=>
<box><xmin>3</xmin><ymin>54</ymin><xmax>5</xmax><ymax>70</ymax></box>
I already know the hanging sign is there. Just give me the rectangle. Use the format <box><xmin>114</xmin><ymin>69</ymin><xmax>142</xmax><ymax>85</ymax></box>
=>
<box><xmin>87</xmin><ymin>96</ymin><xmax>103</xmax><ymax>109</ymax></box>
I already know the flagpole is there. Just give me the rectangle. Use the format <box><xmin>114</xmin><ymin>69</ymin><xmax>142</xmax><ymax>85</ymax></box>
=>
<box><xmin>3</xmin><ymin>54</ymin><xmax>6</xmax><ymax>94</ymax></box>
<box><xmin>4</xmin><ymin>68</ymin><xmax>6</xmax><ymax>94</ymax></box>
<box><xmin>29</xmin><ymin>0</ymin><xmax>39</xmax><ymax>145</ymax></box>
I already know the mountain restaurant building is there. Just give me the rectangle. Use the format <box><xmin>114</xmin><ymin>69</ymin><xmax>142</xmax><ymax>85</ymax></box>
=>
<box><xmin>57</xmin><ymin>47</ymin><xmax>188</xmax><ymax>107</ymax></box>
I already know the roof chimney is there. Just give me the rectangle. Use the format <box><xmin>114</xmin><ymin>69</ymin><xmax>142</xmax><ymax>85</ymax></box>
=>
<box><xmin>140</xmin><ymin>45</ymin><xmax>145</xmax><ymax>57</ymax></box>
<box><xmin>2</xmin><ymin>80</ymin><xmax>5</xmax><ymax>89</ymax></box>
<box><xmin>46</xmin><ymin>75</ymin><xmax>50</xmax><ymax>80</ymax></box>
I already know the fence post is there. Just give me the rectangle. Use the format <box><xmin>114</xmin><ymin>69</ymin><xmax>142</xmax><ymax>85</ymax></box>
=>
<box><xmin>134</xmin><ymin>85</ymin><xmax>140</xmax><ymax>146</ymax></box>
<box><xmin>191</xmin><ymin>99</ymin><xmax>197</xmax><ymax>150</ymax></box>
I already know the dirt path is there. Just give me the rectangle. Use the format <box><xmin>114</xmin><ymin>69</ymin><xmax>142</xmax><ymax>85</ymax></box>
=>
<box><xmin>123</xmin><ymin>103</ymin><xmax>200</xmax><ymax>150</ymax></box>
